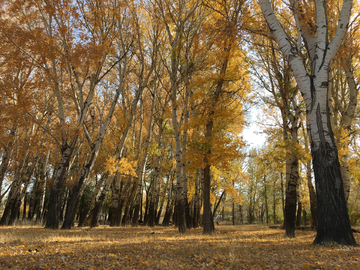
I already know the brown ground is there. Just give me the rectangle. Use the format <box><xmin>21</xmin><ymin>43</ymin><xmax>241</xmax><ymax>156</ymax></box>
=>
<box><xmin>0</xmin><ymin>225</ymin><xmax>359</xmax><ymax>269</ymax></box>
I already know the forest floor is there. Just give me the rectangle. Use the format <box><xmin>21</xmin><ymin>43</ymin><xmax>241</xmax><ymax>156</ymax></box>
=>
<box><xmin>0</xmin><ymin>224</ymin><xmax>359</xmax><ymax>269</ymax></box>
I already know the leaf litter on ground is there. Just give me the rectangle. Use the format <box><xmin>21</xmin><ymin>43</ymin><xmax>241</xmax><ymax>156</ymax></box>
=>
<box><xmin>0</xmin><ymin>225</ymin><xmax>359</xmax><ymax>269</ymax></box>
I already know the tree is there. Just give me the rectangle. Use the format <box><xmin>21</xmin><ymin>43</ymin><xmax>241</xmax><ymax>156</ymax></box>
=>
<box><xmin>258</xmin><ymin>0</ymin><xmax>357</xmax><ymax>245</ymax></box>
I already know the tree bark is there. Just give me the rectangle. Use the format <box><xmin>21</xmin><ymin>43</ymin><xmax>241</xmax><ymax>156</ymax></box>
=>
<box><xmin>109</xmin><ymin>173</ymin><xmax>122</xmax><ymax>227</ymax></box>
<box><xmin>264</xmin><ymin>177</ymin><xmax>269</xmax><ymax>225</ymax></box>
<box><xmin>147</xmin><ymin>145</ymin><xmax>163</xmax><ymax>226</ymax></box>
<box><xmin>193</xmin><ymin>170</ymin><xmax>201</xmax><ymax>228</ymax></box>
<box><xmin>8</xmin><ymin>157</ymin><xmax>38</xmax><ymax>225</ymax></box>
<box><xmin>0</xmin><ymin>150</ymin><xmax>30</xmax><ymax>225</ymax></box>
<box><xmin>78</xmin><ymin>172</ymin><xmax>109</xmax><ymax>227</ymax></box>
<box><xmin>0</xmin><ymin>132</ymin><xmax>15</xmax><ymax>200</ymax></box>
<box><xmin>90</xmin><ymin>175</ymin><xmax>115</xmax><ymax>228</ymax></box>
<box><xmin>45</xmin><ymin>142</ymin><xmax>77</xmax><ymax>229</ymax></box>
<box><xmin>259</xmin><ymin>0</ymin><xmax>356</xmax><ymax>245</ymax></box>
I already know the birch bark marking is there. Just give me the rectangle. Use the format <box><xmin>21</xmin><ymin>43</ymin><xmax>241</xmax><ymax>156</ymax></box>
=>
<box><xmin>338</xmin><ymin>62</ymin><xmax>359</xmax><ymax>202</ymax></box>
<box><xmin>258</xmin><ymin>0</ymin><xmax>357</xmax><ymax>245</ymax></box>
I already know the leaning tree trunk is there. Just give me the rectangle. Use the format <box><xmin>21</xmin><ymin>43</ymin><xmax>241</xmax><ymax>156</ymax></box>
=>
<box><xmin>155</xmin><ymin>169</ymin><xmax>172</xmax><ymax>225</ymax></box>
<box><xmin>78</xmin><ymin>172</ymin><xmax>109</xmax><ymax>227</ymax></box>
<box><xmin>45</xmin><ymin>142</ymin><xmax>77</xmax><ymax>229</ymax></box>
<box><xmin>0</xmin><ymin>150</ymin><xmax>30</xmax><ymax>225</ymax></box>
<box><xmin>0</xmin><ymin>137</ymin><xmax>14</xmax><ymax>199</ymax></box>
<box><xmin>162</xmin><ymin>187</ymin><xmax>176</xmax><ymax>227</ymax></box>
<box><xmin>8</xmin><ymin>166</ymin><xmax>35</xmax><ymax>225</ymax></box>
<box><xmin>90</xmin><ymin>174</ymin><xmax>115</xmax><ymax>228</ymax></box>
<box><xmin>122</xmin><ymin>179</ymin><xmax>138</xmax><ymax>226</ymax></box>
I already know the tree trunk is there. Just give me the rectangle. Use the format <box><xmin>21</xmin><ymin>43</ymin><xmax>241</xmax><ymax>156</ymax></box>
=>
<box><xmin>0</xmin><ymin>151</ymin><xmax>30</xmax><ymax>225</ymax></box>
<box><xmin>36</xmin><ymin>149</ymin><xmax>50</xmax><ymax>222</ymax></box>
<box><xmin>78</xmin><ymin>172</ymin><xmax>109</xmax><ymax>227</ymax></box>
<box><xmin>0</xmin><ymin>136</ymin><xmax>14</xmax><ymax>200</ymax></box>
<box><xmin>8</xmin><ymin>158</ymin><xmax>38</xmax><ymax>225</ymax></box>
<box><xmin>90</xmin><ymin>175</ymin><xmax>115</xmax><ymax>228</ymax></box>
<box><xmin>162</xmin><ymin>187</ymin><xmax>176</xmax><ymax>226</ymax></box>
<box><xmin>280</xmin><ymin>172</ymin><xmax>285</xmax><ymax>224</ymax></box>
<box><xmin>284</xmin><ymin>153</ymin><xmax>298</xmax><ymax>237</ymax></box>
<box><xmin>259</xmin><ymin>0</ymin><xmax>356</xmax><ymax>245</ymax></box>
<box><xmin>239</xmin><ymin>205</ymin><xmax>243</xmax><ymax>224</ymax></box>
<box><xmin>147</xmin><ymin>140</ymin><xmax>163</xmax><ymax>226</ymax></box>
<box><xmin>109</xmin><ymin>173</ymin><xmax>122</xmax><ymax>227</ymax></box>
<box><xmin>156</xmin><ymin>170</ymin><xmax>172</xmax><ymax>225</ymax></box>
<box><xmin>273</xmin><ymin>177</ymin><xmax>277</xmax><ymax>224</ymax></box>
<box><xmin>122</xmin><ymin>180</ymin><xmax>138</xmax><ymax>226</ymax></box>
<box><xmin>311</xmin><ymin>125</ymin><xmax>356</xmax><ymax>244</ymax></box>
<box><xmin>264</xmin><ymin>177</ymin><xmax>269</xmax><ymax>225</ymax></box>
<box><xmin>132</xmin><ymin>89</ymin><xmax>156</xmax><ymax>227</ymax></box>
<box><xmin>45</xmin><ymin>142</ymin><xmax>76</xmax><ymax>229</ymax></box>
<box><xmin>339</xmin><ymin>63</ymin><xmax>359</xmax><ymax>203</ymax></box>
<box><xmin>202</xmin><ymin>165</ymin><xmax>212</xmax><ymax>233</ymax></box>
<box><xmin>193</xmin><ymin>171</ymin><xmax>201</xmax><ymax>228</ymax></box>
<box><xmin>296</xmin><ymin>201</ymin><xmax>302</xmax><ymax>228</ymax></box>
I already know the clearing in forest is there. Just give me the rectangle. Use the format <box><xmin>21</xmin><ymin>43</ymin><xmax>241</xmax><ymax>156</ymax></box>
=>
<box><xmin>0</xmin><ymin>225</ymin><xmax>359</xmax><ymax>269</ymax></box>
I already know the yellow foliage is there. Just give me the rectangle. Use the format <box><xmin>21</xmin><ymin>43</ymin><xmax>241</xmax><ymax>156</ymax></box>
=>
<box><xmin>104</xmin><ymin>156</ymin><xmax>138</xmax><ymax>177</ymax></box>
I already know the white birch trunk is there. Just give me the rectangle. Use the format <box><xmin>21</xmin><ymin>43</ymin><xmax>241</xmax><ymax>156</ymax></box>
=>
<box><xmin>258</xmin><ymin>0</ymin><xmax>356</xmax><ymax>245</ymax></box>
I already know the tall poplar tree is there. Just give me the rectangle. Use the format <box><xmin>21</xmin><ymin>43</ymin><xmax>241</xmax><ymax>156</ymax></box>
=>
<box><xmin>258</xmin><ymin>0</ymin><xmax>357</xmax><ymax>245</ymax></box>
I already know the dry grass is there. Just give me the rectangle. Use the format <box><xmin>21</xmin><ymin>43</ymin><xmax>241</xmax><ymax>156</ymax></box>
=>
<box><xmin>0</xmin><ymin>225</ymin><xmax>359</xmax><ymax>269</ymax></box>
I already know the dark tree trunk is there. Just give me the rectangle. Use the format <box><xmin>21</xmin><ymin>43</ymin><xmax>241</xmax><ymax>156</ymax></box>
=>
<box><xmin>303</xmin><ymin>209</ymin><xmax>307</xmax><ymax>226</ymax></box>
<box><xmin>193</xmin><ymin>172</ymin><xmax>201</xmax><ymax>228</ymax></box>
<box><xmin>284</xmin><ymin>153</ymin><xmax>298</xmax><ymax>238</ymax></box>
<box><xmin>273</xmin><ymin>178</ymin><xmax>277</xmax><ymax>224</ymax></box>
<box><xmin>239</xmin><ymin>205</ymin><xmax>243</xmax><ymax>224</ymax></box>
<box><xmin>147</xmin><ymin>153</ymin><xmax>163</xmax><ymax>227</ymax></box>
<box><xmin>45</xmin><ymin>144</ymin><xmax>75</xmax><ymax>229</ymax></box>
<box><xmin>131</xmin><ymin>185</ymin><xmax>142</xmax><ymax>227</ymax></box>
<box><xmin>23</xmin><ymin>193</ymin><xmax>27</xmax><ymax>220</ymax></box>
<box><xmin>176</xmin><ymin>194</ymin><xmax>187</xmax><ymax>232</ymax></box>
<box><xmin>36</xmin><ymin>149</ymin><xmax>50</xmax><ymax>222</ymax></box>
<box><xmin>185</xmin><ymin>195</ymin><xmax>192</xmax><ymax>229</ymax></box>
<box><xmin>280</xmin><ymin>172</ymin><xmax>285</xmax><ymax>225</ymax></box>
<box><xmin>121</xmin><ymin>184</ymin><xmax>136</xmax><ymax>226</ymax></box>
<box><xmin>0</xmin><ymin>155</ymin><xmax>28</xmax><ymax>225</ymax></box>
<box><xmin>203</xmin><ymin>165</ymin><xmax>212</xmax><ymax>234</ymax></box>
<box><xmin>61</xmin><ymin>173</ymin><xmax>90</xmax><ymax>229</ymax></box>
<box><xmin>312</xmin><ymin>142</ymin><xmax>357</xmax><ymax>245</ymax></box>
<box><xmin>78</xmin><ymin>172</ymin><xmax>109</xmax><ymax>227</ymax></box>
<box><xmin>90</xmin><ymin>176</ymin><xmax>114</xmax><ymax>228</ymax></box>
<box><xmin>264</xmin><ymin>178</ymin><xmax>269</xmax><ymax>225</ymax></box>
<box><xmin>0</xmin><ymin>128</ymin><xmax>15</xmax><ymax>197</ymax></box>
<box><xmin>8</xmin><ymin>194</ymin><xmax>21</xmax><ymax>225</ymax></box>
<box><xmin>109</xmin><ymin>173</ymin><xmax>122</xmax><ymax>227</ymax></box>
<box><xmin>307</xmin><ymin>162</ymin><xmax>317</xmax><ymax>229</ymax></box>
<box><xmin>59</xmin><ymin>188</ymin><xmax>68</xmax><ymax>223</ymax></box>
<box><xmin>284</xmin><ymin>160</ymin><xmax>297</xmax><ymax>237</ymax></box>
<box><xmin>163</xmin><ymin>188</ymin><xmax>176</xmax><ymax>227</ymax></box>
